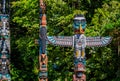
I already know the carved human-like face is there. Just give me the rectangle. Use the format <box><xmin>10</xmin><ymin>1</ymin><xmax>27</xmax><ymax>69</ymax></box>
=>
<box><xmin>73</xmin><ymin>15</ymin><xmax>86</xmax><ymax>34</ymax></box>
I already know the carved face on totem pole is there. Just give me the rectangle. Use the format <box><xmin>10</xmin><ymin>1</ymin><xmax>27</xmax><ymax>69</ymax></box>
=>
<box><xmin>73</xmin><ymin>15</ymin><xmax>87</xmax><ymax>34</ymax></box>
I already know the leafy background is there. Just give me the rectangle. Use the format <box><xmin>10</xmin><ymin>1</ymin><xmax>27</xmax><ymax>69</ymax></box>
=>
<box><xmin>9</xmin><ymin>0</ymin><xmax>120</xmax><ymax>81</ymax></box>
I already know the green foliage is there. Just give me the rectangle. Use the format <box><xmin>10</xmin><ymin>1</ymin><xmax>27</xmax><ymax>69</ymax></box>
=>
<box><xmin>88</xmin><ymin>1</ymin><xmax>120</xmax><ymax>36</ymax></box>
<box><xmin>10</xmin><ymin>0</ymin><xmax>120</xmax><ymax>81</ymax></box>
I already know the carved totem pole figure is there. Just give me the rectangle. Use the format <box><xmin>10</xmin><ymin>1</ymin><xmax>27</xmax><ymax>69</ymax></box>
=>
<box><xmin>47</xmin><ymin>15</ymin><xmax>112</xmax><ymax>81</ymax></box>
<box><xmin>39</xmin><ymin>0</ymin><xmax>112</xmax><ymax>81</ymax></box>
<box><xmin>39</xmin><ymin>0</ymin><xmax>48</xmax><ymax>81</ymax></box>
<box><xmin>0</xmin><ymin>0</ymin><xmax>11</xmax><ymax>81</ymax></box>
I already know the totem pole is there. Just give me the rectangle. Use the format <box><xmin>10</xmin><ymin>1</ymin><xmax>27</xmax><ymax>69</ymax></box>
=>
<box><xmin>38</xmin><ymin>1</ymin><xmax>112</xmax><ymax>81</ymax></box>
<box><xmin>0</xmin><ymin>0</ymin><xmax>11</xmax><ymax>81</ymax></box>
<box><xmin>47</xmin><ymin>15</ymin><xmax>112</xmax><ymax>81</ymax></box>
<box><xmin>39</xmin><ymin>0</ymin><xmax>48</xmax><ymax>81</ymax></box>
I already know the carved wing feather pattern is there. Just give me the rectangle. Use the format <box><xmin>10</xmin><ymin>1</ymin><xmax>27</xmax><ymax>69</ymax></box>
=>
<box><xmin>47</xmin><ymin>36</ymin><xmax>112</xmax><ymax>47</ymax></box>
<box><xmin>86</xmin><ymin>37</ymin><xmax>112</xmax><ymax>47</ymax></box>
<box><xmin>47</xmin><ymin>36</ymin><xmax>73</xmax><ymax>47</ymax></box>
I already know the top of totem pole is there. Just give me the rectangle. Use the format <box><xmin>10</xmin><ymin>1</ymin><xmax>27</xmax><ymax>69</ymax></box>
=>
<box><xmin>47</xmin><ymin>14</ymin><xmax>112</xmax><ymax>47</ymax></box>
<box><xmin>73</xmin><ymin>14</ymin><xmax>87</xmax><ymax>34</ymax></box>
<box><xmin>40</xmin><ymin>0</ymin><xmax>47</xmax><ymax>26</ymax></box>
<box><xmin>40</xmin><ymin>0</ymin><xmax>46</xmax><ymax>14</ymax></box>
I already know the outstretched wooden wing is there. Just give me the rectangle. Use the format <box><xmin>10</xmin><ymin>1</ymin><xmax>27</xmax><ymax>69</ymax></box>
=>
<box><xmin>47</xmin><ymin>36</ymin><xmax>112</xmax><ymax>47</ymax></box>
<box><xmin>86</xmin><ymin>37</ymin><xmax>112</xmax><ymax>47</ymax></box>
<box><xmin>47</xmin><ymin>36</ymin><xmax>73</xmax><ymax>47</ymax></box>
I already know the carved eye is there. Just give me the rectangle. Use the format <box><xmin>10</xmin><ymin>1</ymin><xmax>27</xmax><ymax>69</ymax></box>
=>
<box><xmin>81</xmin><ymin>19</ymin><xmax>86</xmax><ymax>23</ymax></box>
<box><xmin>73</xmin><ymin>20</ymin><xmax>81</xmax><ymax>25</ymax></box>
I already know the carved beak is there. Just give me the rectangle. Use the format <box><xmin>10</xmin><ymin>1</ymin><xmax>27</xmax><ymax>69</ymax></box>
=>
<box><xmin>79</xmin><ymin>25</ymin><xmax>84</xmax><ymax>34</ymax></box>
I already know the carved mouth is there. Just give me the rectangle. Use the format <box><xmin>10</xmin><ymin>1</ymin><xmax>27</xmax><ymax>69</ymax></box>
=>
<box><xmin>74</xmin><ymin>28</ymin><xmax>84</xmax><ymax>34</ymax></box>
